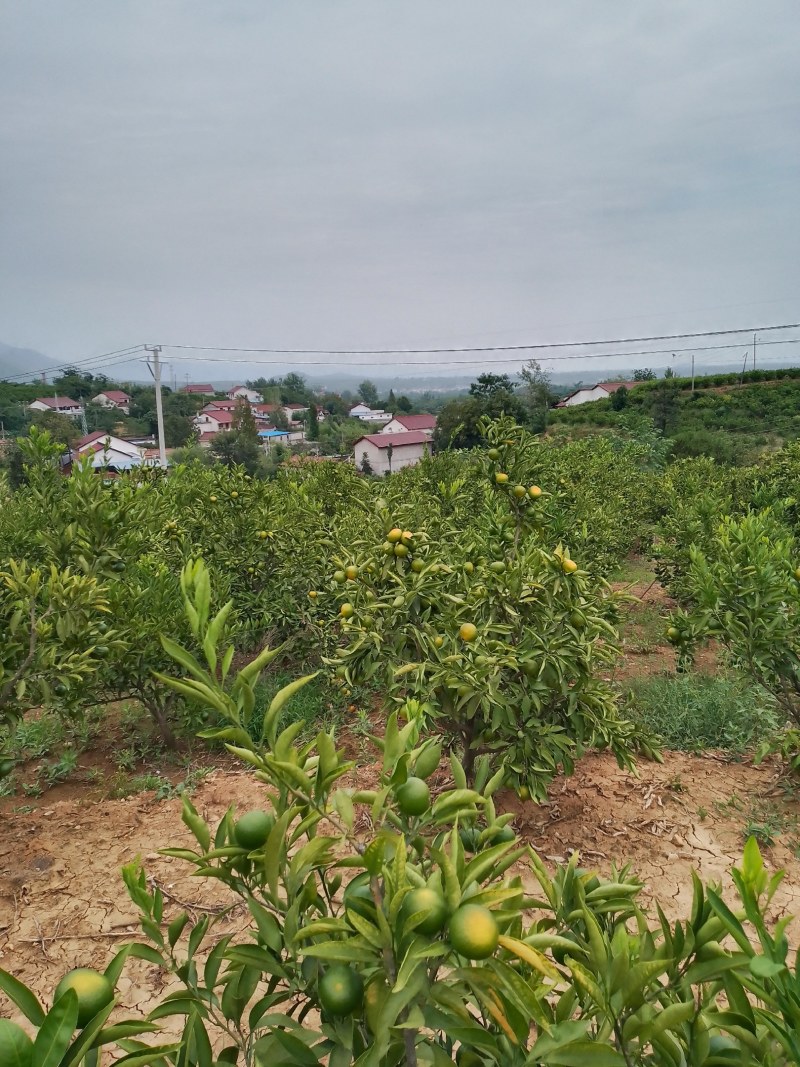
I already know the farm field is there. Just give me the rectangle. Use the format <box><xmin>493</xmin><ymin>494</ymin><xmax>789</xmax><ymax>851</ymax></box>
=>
<box><xmin>2</xmin><ymin>421</ymin><xmax>800</xmax><ymax>1063</ymax></box>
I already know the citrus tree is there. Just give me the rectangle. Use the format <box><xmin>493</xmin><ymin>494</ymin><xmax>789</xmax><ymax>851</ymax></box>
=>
<box><xmin>315</xmin><ymin>421</ymin><xmax>646</xmax><ymax>798</ymax></box>
<box><xmin>667</xmin><ymin>509</ymin><xmax>800</xmax><ymax>731</ymax></box>
<box><xmin>0</xmin><ymin>559</ymin><xmax>112</xmax><ymax>774</ymax></box>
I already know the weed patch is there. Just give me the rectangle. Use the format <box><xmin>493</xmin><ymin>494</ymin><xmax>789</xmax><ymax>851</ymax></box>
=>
<box><xmin>627</xmin><ymin>674</ymin><xmax>781</xmax><ymax>752</ymax></box>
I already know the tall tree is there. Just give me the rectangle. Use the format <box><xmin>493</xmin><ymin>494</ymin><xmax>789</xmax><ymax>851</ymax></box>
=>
<box><xmin>633</xmin><ymin>368</ymin><xmax>656</xmax><ymax>381</ymax></box>
<box><xmin>518</xmin><ymin>359</ymin><xmax>555</xmax><ymax>433</ymax></box>
<box><xmin>280</xmin><ymin>373</ymin><xmax>311</xmax><ymax>405</ymax></box>
<box><xmin>469</xmin><ymin>374</ymin><xmax>516</xmax><ymax>400</ymax></box>
<box><xmin>358</xmin><ymin>380</ymin><xmax>379</xmax><ymax>407</ymax></box>
<box><xmin>306</xmin><ymin>402</ymin><xmax>320</xmax><ymax>441</ymax></box>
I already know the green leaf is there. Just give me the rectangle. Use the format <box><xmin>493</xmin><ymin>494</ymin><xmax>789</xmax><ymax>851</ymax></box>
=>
<box><xmin>60</xmin><ymin>1001</ymin><xmax>116</xmax><ymax>1066</ymax></box>
<box><xmin>181</xmin><ymin>795</ymin><xmax>211</xmax><ymax>853</ymax></box>
<box><xmin>262</xmin><ymin>673</ymin><xmax>319</xmax><ymax>745</ymax></box>
<box><xmin>0</xmin><ymin>969</ymin><xmax>46</xmax><ymax>1026</ymax></box>
<box><xmin>32</xmin><ymin>990</ymin><xmax>79</xmax><ymax>1067</ymax></box>
<box><xmin>528</xmin><ymin>1040</ymin><xmax>626</xmax><ymax>1065</ymax></box>
<box><xmin>0</xmin><ymin>1020</ymin><xmax>34</xmax><ymax>1067</ymax></box>
<box><xmin>113</xmin><ymin>1044</ymin><xmax>184</xmax><ymax>1066</ymax></box>
<box><xmin>749</xmin><ymin>955</ymin><xmax>785</xmax><ymax>978</ymax></box>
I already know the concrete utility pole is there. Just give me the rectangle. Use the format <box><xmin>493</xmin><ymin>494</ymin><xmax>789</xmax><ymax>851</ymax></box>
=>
<box><xmin>753</xmin><ymin>332</ymin><xmax>757</xmax><ymax>372</ymax></box>
<box><xmin>145</xmin><ymin>345</ymin><xmax>168</xmax><ymax>468</ymax></box>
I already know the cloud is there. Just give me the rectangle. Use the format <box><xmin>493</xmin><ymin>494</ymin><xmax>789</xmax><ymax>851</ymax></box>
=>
<box><xmin>0</xmin><ymin>0</ymin><xmax>798</xmax><ymax>379</ymax></box>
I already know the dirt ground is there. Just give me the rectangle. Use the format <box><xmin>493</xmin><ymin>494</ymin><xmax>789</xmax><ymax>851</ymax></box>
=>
<box><xmin>2</xmin><ymin>566</ymin><xmax>799</xmax><ymax>1035</ymax></box>
<box><xmin>1</xmin><ymin>748</ymin><xmax>798</xmax><ymax>1031</ymax></box>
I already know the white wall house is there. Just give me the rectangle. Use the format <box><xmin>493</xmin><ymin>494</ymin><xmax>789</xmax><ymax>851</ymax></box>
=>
<box><xmin>227</xmin><ymin>386</ymin><xmax>263</xmax><ymax>404</ymax></box>
<box><xmin>349</xmin><ymin>404</ymin><xmax>393</xmax><ymax>425</ymax></box>
<box><xmin>381</xmin><ymin>414</ymin><xmax>436</xmax><ymax>436</ymax></box>
<box><xmin>559</xmin><ymin>382</ymin><xmax>636</xmax><ymax>407</ymax></box>
<box><xmin>70</xmin><ymin>431</ymin><xmax>147</xmax><ymax>471</ymax></box>
<box><xmin>193</xmin><ymin>409</ymin><xmax>235</xmax><ymax>443</ymax></box>
<box><xmin>353</xmin><ymin>431</ymin><xmax>430</xmax><ymax>476</ymax></box>
<box><xmin>91</xmin><ymin>389</ymin><xmax>132</xmax><ymax>414</ymax></box>
<box><xmin>29</xmin><ymin>396</ymin><xmax>84</xmax><ymax>418</ymax></box>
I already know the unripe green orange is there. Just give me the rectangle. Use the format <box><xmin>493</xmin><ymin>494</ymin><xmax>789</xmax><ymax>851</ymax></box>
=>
<box><xmin>495</xmin><ymin>472</ymin><xmax>509</xmax><ymax>484</ymax></box>
<box><xmin>333</xmin><ymin>569</ymin><xmax>346</xmax><ymax>584</ymax></box>
<box><xmin>561</xmin><ymin>558</ymin><xmax>578</xmax><ymax>574</ymax></box>
<box><xmin>340</xmin><ymin>603</ymin><xmax>354</xmax><ymax>619</ymax></box>
<box><xmin>395</xmin><ymin>776</ymin><xmax>431</xmax><ymax>816</ymax></box>
<box><xmin>54</xmin><ymin>969</ymin><xmax>114</xmax><ymax>1028</ymax></box>
<box><xmin>402</xmin><ymin>886</ymin><xmax>448</xmax><ymax>935</ymax></box>
<box><xmin>344</xmin><ymin>565</ymin><xmax>359</xmax><ymax>580</ymax></box>
<box><xmin>513</xmin><ymin>485</ymin><xmax>527</xmax><ymax>499</ymax></box>
<box><xmin>318</xmin><ymin>965</ymin><xmax>364</xmax><ymax>1016</ymax></box>
<box><xmin>448</xmin><ymin>904</ymin><xmax>499</xmax><ymax>960</ymax></box>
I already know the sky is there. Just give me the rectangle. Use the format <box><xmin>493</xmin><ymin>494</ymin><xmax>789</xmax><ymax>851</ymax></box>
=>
<box><xmin>1</xmin><ymin>1</ymin><xmax>799</xmax><ymax>383</ymax></box>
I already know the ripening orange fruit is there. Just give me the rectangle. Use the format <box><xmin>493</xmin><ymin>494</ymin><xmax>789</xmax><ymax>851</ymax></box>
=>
<box><xmin>459</xmin><ymin>622</ymin><xmax>478</xmax><ymax>642</ymax></box>
<box><xmin>387</xmin><ymin>528</ymin><xmax>403</xmax><ymax>543</ymax></box>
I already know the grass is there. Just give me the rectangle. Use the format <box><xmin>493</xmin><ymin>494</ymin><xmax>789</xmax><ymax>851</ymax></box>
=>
<box><xmin>627</xmin><ymin>674</ymin><xmax>782</xmax><ymax>753</ymax></box>
<box><xmin>246</xmin><ymin>673</ymin><xmax>348</xmax><ymax>741</ymax></box>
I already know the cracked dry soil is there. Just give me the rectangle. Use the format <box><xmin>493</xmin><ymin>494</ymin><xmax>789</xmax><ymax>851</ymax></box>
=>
<box><xmin>1</xmin><ymin>749</ymin><xmax>799</xmax><ymax>1034</ymax></box>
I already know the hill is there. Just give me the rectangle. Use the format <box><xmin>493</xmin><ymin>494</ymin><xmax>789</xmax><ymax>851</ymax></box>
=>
<box><xmin>548</xmin><ymin>366</ymin><xmax>800</xmax><ymax>464</ymax></box>
<box><xmin>0</xmin><ymin>341</ymin><xmax>55</xmax><ymax>381</ymax></box>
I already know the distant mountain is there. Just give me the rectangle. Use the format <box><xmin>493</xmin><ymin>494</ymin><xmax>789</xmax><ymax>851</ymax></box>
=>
<box><xmin>0</xmin><ymin>341</ymin><xmax>55</xmax><ymax>381</ymax></box>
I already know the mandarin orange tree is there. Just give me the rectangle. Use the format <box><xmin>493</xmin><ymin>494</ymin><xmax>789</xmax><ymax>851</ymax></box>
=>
<box><xmin>316</xmin><ymin>420</ymin><xmax>648</xmax><ymax>798</ymax></box>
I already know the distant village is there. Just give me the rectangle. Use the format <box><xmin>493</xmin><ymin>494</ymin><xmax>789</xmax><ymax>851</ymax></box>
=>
<box><xmin>11</xmin><ymin>369</ymin><xmax>665</xmax><ymax>477</ymax></box>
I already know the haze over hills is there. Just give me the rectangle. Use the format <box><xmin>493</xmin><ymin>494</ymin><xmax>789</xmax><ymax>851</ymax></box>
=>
<box><xmin>0</xmin><ymin>341</ymin><xmax>57</xmax><ymax>381</ymax></box>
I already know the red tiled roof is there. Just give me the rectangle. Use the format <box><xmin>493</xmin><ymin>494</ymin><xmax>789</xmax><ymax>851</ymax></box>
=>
<box><xmin>392</xmin><ymin>414</ymin><xmax>436</xmax><ymax>430</ymax></box>
<box><xmin>75</xmin><ymin>431</ymin><xmax>107</xmax><ymax>449</ymax></box>
<box><xmin>204</xmin><ymin>400</ymin><xmax>238</xmax><ymax>410</ymax></box>
<box><xmin>97</xmin><ymin>389</ymin><xmax>131</xmax><ymax>403</ymax></box>
<box><xmin>201</xmin><ymin>409</ymin><xmax>235</xmax><ymax>425</ymax></box>
<box><xmin>182</xmin><ymin>384</ymin><xmax>215</xmax><ymax>393</ymax></box>
<box><xmin>33</xmin><ymin>396</ymin><xmax>80</xmax><ymax>409</ymax></box>
<box><xmin>354</xmin><ymin>431</ymin><xmax>431</xmax><ymax>450</ymax></box>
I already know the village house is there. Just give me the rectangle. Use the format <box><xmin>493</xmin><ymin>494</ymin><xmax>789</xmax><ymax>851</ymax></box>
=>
<box><xmin>193</xmin><ymin>408</ymin><xmax>235</xmax><ymax>443</ymax></box>
<box><xmin>381</xmin><ymin>414</ymin><xmax>436</xmax><ymax>436</ymax></box>
<box><xmin>29</xmin><ymin>396</ymin><xmax>84</xmax><ymax>418</ymax></box>
<box><xmin>181</xmin><ymin>383</ymin><xmax>216</xmax><ymax>396</ymax></box>
<box><xmin>91</xmin><ymin>389</ymin><xmax>132</xmax><ymax>414</ymax></box>
<box><xmin>227</xmin><ymin>385</ymin><xmax>263</xmax><ymax>404</ymax></box>
<box><xmin>352</xmin><ymin>430</ymin><xmax>431</xmax><ymax>476</ymax></box>
<box><xmin>557</xmin><ymin>382</ymin><xmax>638</xmax><ymax>407</ymax></box>
<box><xmin>66</xmin><ymin>431</ymin><xmax>147</xmax><ymax>473</ymax></box>
<box><xmin>349</xmin><ymin>403</ymin><xmax>393</xmax><ymax>425</ymax></box>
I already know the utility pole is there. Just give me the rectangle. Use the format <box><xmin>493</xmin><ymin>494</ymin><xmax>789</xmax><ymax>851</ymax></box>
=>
<box><xmin>753</xmin><ymin>332</ymin><xmax>757</xmax><ymax>372</ymax></box>
<box><xmin>145</xmin><ymin>345</ymin><xmax>168</xmax><ymax>468</ymax></box>
<box><xmin>691</xmin><ymin>352</ymin><xmax>695</xmax><ymax>393</ymax></box>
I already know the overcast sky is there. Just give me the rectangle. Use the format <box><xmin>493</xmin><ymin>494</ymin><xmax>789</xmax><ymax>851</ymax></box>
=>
<box><xmin>1</xmin><ymin>1</ymin><xmax>798</xmax><ymax>381</ymax></box>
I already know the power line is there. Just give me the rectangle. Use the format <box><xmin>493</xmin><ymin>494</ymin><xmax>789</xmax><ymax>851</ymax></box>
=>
<box><xmin>0</xmin><ymin>344</ymin><xmax>146</xmax><ymax>384</ymax></box>
<box><xmin>155</xmin><ymin>335</ymin><xmax>800</xmax><ymax>368</ymax></box>
<box><xmin>159</xmin><ymin>320</ymin><xmax>800</xmax><ymax>357</ymax></box>
<box><xmin>3</xmin><ymin>321</ymin><xmax>800</xmax><ymax>383</ymax></box>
